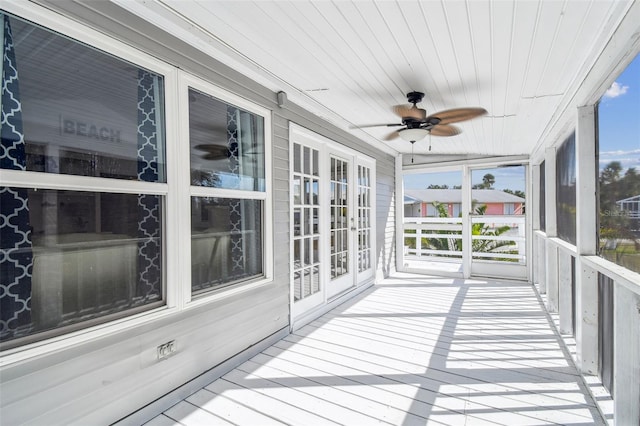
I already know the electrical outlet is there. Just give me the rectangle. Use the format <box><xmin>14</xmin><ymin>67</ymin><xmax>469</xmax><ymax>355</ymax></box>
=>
<box><xmin>157</xmin><ymin>340</ymin><xmax>176</xmax><ymax>360</ymax></box>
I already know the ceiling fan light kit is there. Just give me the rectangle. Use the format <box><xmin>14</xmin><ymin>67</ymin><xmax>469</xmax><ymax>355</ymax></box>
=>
<box><xmin>399</xmin><ymin>127</ymin><xmax>429</xmax><ymax>142</ymax></box>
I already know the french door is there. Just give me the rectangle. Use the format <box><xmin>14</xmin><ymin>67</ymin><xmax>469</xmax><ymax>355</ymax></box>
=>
<box><xmin>290</xmin><ymin>125</ymin><xmax>375</xmax><ymax>323</ymax></box>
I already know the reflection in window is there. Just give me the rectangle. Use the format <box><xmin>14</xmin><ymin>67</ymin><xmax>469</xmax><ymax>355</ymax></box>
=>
<box><xmin>191</xmin><ymin>198</ymin><xmax>263</xmax><ymax>294</ymax></box>
<box><xmin>292</xmin><ymin>143</ymin><xmax>321</xmax><ymax>301</ymax></box>
<box><xmin>598</xmin><ymin>53</ymin><xmax>640</xmax><ymax>273</ymax></box>
<box><xmin>0</xmin><ymin>13</ymin><xmax>166</xmax><ymax>182</ymax></box>
<box><xmin>556</xmin><ymin>133</ymin><xmax>577</xmax><ymax>245</ymax></box>
<box><xmin>189</xmin><ymin>89</ymin><xmax>265</xmax><ymax>191</ymax></box>
<box><xmin>0</xmin><ymin>188</ymin><xmax>163</xmax><ymax>345</ymax></box>
<box><xmin>188</xmin><ymin>87</ymin><xmax>268</xmax><ymax>296</ymax></box>
<box><xmin>0</xmin><ymin>13</ymin><xmax>165</xmax><ymax>348</ymax></box>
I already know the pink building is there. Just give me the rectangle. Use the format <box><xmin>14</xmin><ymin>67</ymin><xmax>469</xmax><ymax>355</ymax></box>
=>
<box><xmin>404</xmin><ymin>189</ymin><xmax>525</xmax><ymax>217</ymax></box>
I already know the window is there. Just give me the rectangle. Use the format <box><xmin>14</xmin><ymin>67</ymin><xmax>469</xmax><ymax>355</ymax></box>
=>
<box><xmin>1</xmin><ymin>13</ymin><xmax>165</xmax><ymax>348</ymax></box>
<box><xmin>597</xmin><ymin>53</ymin><xmax>640</xmax><ymax>273</ymax></box>
<box><xmin>556</xmin><ymin>133</ymin><xmax>577</xmax><ymax>245</ymax></box>
<box><xmin>186</xmin><ymin>86</ymin><xmax>269</xmax><ymax>296</ymax></box>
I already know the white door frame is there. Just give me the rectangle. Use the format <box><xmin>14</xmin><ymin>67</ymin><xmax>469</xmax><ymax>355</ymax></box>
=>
<box><xmin>289</xmin><ymin>124</ymin><xmax>376</xmax><ymax>327</ymax></box>
<box><xmin>465</xmin><ymin>163</ymin><xmax>529</xmax><ymax>280</ymax></box>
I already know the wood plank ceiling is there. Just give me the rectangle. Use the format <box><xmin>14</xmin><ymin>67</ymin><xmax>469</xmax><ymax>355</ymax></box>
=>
<box><xmin>117</xmin><ymin>0</ymin><xmax>632</xmax><ymax>158</ymax></box>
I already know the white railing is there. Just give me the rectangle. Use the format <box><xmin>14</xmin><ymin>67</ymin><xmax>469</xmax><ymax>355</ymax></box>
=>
<box><xmin>403</xmin><ymin>217</ymin><xmax>463</xmax><ymax>259</ymax></box>
<box><xmin>403</xmin><ymin>215</ymin><xmax>526</xmax><ymax>264</ymax></box>
<box><xmin>470</xmin><ymin>215</ymin><xmax>526</xmax><ymax>263</ymax></box>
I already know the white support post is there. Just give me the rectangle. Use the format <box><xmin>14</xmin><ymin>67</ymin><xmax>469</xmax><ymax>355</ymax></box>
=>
<box><xmin>558</xmin><ymin>251</ymin><xmax>573</xmax><ymax>335</ymax></box>
<box><xmin>537</xmin><ymin>235</ymin><xmax>546</xmax><ymax>293</ymax></box>
<box><xmin>545</xmin><ymin>243</ymin><xmax>559</xmax><ymax>312</ymax></box>
<box><xmin>576</xmin><ymin>264</ymin><xmax>598</xmax><ymax>374</ymax></box>
<box><xmin>532</xmin><ymin>164</ymin><xmax>541</xmax><ymax>231</ymax></box>
<box><xmin>395</xmin><ymin>155</ymin><xmax>405</xmax><ymax>273</ymax></box>
<box><xmin>544</xmin><ymin>148</ymin><xmax>558</xmax><ymax>309</ymax></box>
<box><xmin>575</xmin><ymin>105</ymin><xmax>598</xmax><ymax>374</ymax></box>
<box><xmin>461</xmin><ymin>165</ymin><xmax>471</xmax><ymax>279</ymax></box>
<box><xmin>531</xmin><ymin>164</ymin><xmax>543</xmax><ymax>289</ymax></box>
<box><xmin>614</xmin><ymin>285</ymin><xmax>640</xmax><ymax>425</ymax></box>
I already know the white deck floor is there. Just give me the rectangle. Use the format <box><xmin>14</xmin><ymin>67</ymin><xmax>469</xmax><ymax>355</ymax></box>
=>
<box><xmin>144</xmin><ymin>273</ymin><xmax>605</xmax><ymax>425</ymax></box>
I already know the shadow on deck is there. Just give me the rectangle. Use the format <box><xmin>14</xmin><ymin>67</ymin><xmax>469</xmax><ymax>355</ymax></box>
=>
<box><xmin>139</xmin><ymin>273</ymin><xmax>605</xmax><ymax>425</ymax></box>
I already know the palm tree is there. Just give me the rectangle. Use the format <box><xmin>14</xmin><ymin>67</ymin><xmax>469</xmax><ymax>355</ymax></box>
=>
<box><xmin>482</xmin><ymin>173</ymin><xmax>495</xmax><ymax>189</ymax></box>
<box><xmin>422</xmin><ymin>202</ymin><xmax>515</xmax><ymax>259</ymax></box>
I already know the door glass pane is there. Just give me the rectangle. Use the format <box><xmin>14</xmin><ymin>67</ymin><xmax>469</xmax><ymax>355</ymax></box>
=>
<box><xmin>304</xmin><ymin>146</ymin><xmax>311</xmax><ymax>175</ymax></box>
<box><xmin>331</xmin><ymin>157</ymin><xmax>349</xmax><ymax>280</ymax></box>
<box><xmin>292</xmin><ymin>143</ymin><xmax>321</xmax><ymax>302</ymax></box>
<box><xmin>358</xmin><ymin>165</ymin><xmax>372</xmax><ymax>273</ymax></box>
<box><xmin>294</xmin><ymin>144</ymin><xmax>301</xmax><ymax>173</ymax></box>
<box><xmin>471</xmin><ymin>166</ymin><xmax>526</xmax><ymax>264</ymax></box>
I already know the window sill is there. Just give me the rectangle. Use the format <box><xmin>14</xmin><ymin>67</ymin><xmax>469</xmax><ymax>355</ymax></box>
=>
<box><xmin>0</xmin><ymin>303</ymin><xmax>179</xmax><ymax>366</ymax></box>
<box><xmin>186</xmin><ymin>276</ymin><xmax>274</xmax><ymax>310</ymax></box>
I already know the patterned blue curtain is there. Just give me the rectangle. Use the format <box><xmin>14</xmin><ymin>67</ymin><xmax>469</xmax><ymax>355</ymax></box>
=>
<box><xmin>226</xmin><ymin>106</ymin><xmax>244</xmax><ymax>274</ymax></box>
<box><xmin>0</xmin><ymin>15</ymin><xmax>33</xmax><ymax>339</ymax></box>
<box><xmin>137</xmin><ymin>70</ymin><xmax>161</xmax><ymax>298</ymax></box>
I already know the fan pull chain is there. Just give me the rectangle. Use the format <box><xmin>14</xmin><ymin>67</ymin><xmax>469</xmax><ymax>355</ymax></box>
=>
<box><xmin>411</xmin><ymin>140</ymin><xmax>415</xmax><ymax>163</ymax></box>
<box><xmin>429</xmin><ymin>133</ymin><xmax>432</xmax><ymax>151</ymax></box>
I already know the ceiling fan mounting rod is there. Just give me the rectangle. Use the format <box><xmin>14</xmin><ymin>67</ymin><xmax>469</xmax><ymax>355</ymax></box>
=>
<box><xmin>406</xmin><ymin>91</ymin><xmax>425</xmax><ymax>105</ymax></box>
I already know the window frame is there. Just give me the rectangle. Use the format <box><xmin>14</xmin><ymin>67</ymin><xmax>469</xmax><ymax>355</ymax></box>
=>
<box><xmin>177</xmin><ymin>72</ymin><xmax>273</xmax><ymax>308</ymax></box>
<box><xmin>0</xmin><ymin>4</ymin><xmax>180</xmax><ymax>359</ymax></box>
<box><xmin>0</xmin><ymin>3</ymin><xmax>272</xmax><ymax>361</ymax></box>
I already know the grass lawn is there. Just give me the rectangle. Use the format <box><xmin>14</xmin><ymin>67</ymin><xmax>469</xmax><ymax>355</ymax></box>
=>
<box><xmin>600</xmin><ymin>241</ymin><xmax>640</xmax><ymax>273</ymax></box>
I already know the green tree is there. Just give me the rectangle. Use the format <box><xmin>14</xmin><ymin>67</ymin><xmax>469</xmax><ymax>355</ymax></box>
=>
<box><xmin>600</xmin><ymin>161</ymin><xmax>623</xmax><ymax>185</ymax></box>
<box><xmin>482</xmin><ymin>173</ymin><xmax>495</xmax><ymax>189</ymax></box>
<box><xmin>503</xmin><ymin>188</ymin><xmax>526</xmax><ymax>199</ymax></box>
<box><xmin>599</xmin><ymin>161</ymin><xmax>639</xmax><ymax>242</ymax></box>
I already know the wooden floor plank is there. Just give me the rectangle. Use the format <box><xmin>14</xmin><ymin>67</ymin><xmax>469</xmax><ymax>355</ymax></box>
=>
<box><xmin>205</xmin><ymin>377</ymin><xmax>339</xmax><ymax>425</ymax></box>
<box><xmin>153</xmin><ymin>274</ymin><xmax>604</xmax><ymax>426</ymax></box>
<box><xmin>185</xmin><ymin>389</ymin><xmax>286</xmax><ymax>426</ymax></box>
<box><xmin>143</xmin><ymin>414</ymin><xmax>182</xmax><ymax>426</ymax></box>
<box><xmin>164</xmin><ymin>401</ymin><xmax>233</xmax><ymax>426</ymax></box>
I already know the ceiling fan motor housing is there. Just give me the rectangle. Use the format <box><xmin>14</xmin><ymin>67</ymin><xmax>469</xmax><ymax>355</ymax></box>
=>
<box><xmin>406</xmin><ymin>91</ymin><xmax>425</xmax><ymax>105</ymax></box>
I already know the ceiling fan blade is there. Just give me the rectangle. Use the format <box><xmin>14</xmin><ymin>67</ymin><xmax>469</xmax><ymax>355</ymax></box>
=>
<box><xmin>383</xmin><ymin>130</ymin><xmax>401</xmax><ymax>141</ymax></box>
<box><xmin>392</xmin><ymin>105</ymin><xmax>426</xmax><ymax>120</ymax></box>
<box><xmin>429</xmin><ymin>124</ymin><xmax>461</xmax><ymax>137</ymax></box>
<box><xmin>194</xmin><ymin>144</ymin><xmax>228</xmax><ymax>154</ymax></box>
<box><xmin>349</xmin><ymin>123</ymin><xmax>403</xmax><ymax>129</ymax></box>
<box><xmin>426</xmin><ymin>107</ymin><xmax>487</xmax><ymax>124</ymax></box>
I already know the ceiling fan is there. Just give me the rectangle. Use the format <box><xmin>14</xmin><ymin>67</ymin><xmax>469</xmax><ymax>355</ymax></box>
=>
<box><xmin>194</xmin><ymin>143</ymin><xmax>262</xmax><ymax>162</ymax></box>
<box><xmin>353</xmin><ymin>91</ymin><xmax>487</xmax><ymax>144</ymax></box>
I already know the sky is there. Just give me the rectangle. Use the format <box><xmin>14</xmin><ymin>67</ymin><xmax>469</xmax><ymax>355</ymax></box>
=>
<box><xmin>405</xmin><ymin>53</ymin><xmax>640</xmax><ymax>192</ymax></box>
<box><xmin>598</xmin><ymin>53</ymin><xmax>640</xmax><ymax>173</ymax></box>
<box><xmin>404</xmin><ymin>166</ymin><xmax>526</xmax><ymax>192</ymax></box>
